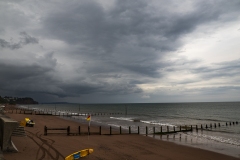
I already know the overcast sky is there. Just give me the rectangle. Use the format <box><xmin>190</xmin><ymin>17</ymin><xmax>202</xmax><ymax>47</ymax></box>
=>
<box><xmin>0</xmin><ymin>0</ymin><xmax>240</xmax><ymax>103</ymax></box>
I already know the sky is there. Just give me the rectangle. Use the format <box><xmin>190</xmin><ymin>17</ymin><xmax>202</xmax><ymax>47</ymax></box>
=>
<box><xmin>0</xmin><ymin>0</ymin><xmax>240</xmax><ymax>103</ymax></box>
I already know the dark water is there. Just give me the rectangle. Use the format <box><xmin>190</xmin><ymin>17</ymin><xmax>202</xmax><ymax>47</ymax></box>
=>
<box><xmin>23</xmin><ymin>102</ymin><xmax>240</xmax><ymax>158</ymax></box>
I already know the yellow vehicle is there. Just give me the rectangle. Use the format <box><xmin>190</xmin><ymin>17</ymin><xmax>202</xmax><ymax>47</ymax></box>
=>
<box><xmin>20</xmin><ymin>118</ymin><xmax>35</xmax><ymax>127</ymax></box>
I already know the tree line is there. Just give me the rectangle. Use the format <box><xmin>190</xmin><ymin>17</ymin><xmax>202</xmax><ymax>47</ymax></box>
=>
<box><xmin>0</xmin><ymin>96</ymin><xmax>38</xmax><ymax>104</ymax></box>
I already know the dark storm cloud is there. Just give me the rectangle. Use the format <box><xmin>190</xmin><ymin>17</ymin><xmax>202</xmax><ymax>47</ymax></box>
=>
<box><xmin>0</xmin><ymin>32</ymin><xmax>38</xmax><ymax>50</ymax></box>
<box><xmin>0</xmin><ymin>53</ymin><xmax>58</xmax><ymax>96</ymax></box>
<box><xmin>42</xmin><ymin>0</ymin><xmax>240</xmax><ymax>49</ymax></box>
<box><xmin>1</xmin><ymin>0</ymin><xmax>240</xmax><ymax>102</ymax></box>
<box><xmin>60</xmin><ymin>82</ymin><xmax>142</xmax><ymax>97</ymax></box>
<box><xmin>41</xmin><ymin>0</ymin><xmax>240</xmax><ymax>70</ymax></box>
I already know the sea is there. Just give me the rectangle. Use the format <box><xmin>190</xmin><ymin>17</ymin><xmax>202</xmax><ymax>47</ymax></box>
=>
<box><xmin>19</xmin><ymin>102</ymin><xmax>240</xmax><ymax>158</ymax></box>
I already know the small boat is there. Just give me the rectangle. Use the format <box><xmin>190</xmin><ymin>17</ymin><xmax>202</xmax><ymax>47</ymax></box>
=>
<box><xmin>65</xmin><ymin>149</ymin><xmax>93</xmax><ymax>160</ymax></box>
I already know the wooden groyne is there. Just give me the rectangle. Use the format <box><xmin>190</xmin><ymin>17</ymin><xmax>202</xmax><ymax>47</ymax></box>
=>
<box><xmin>7</xmin><ymin>108</ymin><xmax>122</xmax><ymax>116</ymax></box>
<box><xmin>43</xmin><ymin>121</ymin><xmax>239</xmax><ymax>136</ymax></box>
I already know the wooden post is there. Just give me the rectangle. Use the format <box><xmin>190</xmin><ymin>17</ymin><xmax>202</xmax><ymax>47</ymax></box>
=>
<box><xmin>174</xmin><ymin>126</ymin><xmax>175</xmax><ymax>132</ymax></box>
<box><xmin>153</xmin><ymin>126</ymin><xmax>155</xmax><ymax>134</ymax></box>
<box><xmin>161</xmin><ymin>126</ymin><xmax>162</xmax><ymax>133</ymax></box>
<box><xmin>230</xmin><ymin>122</ymin><xmax>231</xmax><ymax>125</ymax></box>
<box><xmin>206</xmin><ymin>124</ymin><xmax>208</xmax><ymax>128</ymax></box>
<box><xmin>44</xmin><ymin>126</ymin><xmax>47</xmax><ymax>136</ymax></box>
<box><xmin>120</xmin><ymin>126</ymin><xmax>122</xmax><ymax>134</ymax></box>
<box><xmin>88</xmin><ymin>126</ymin><xmax>90</xmax><ymax>135</ymax></box>
<box><xmin>180</xmin><ymin>126</ymin><xmax>181</xmax><ymax>131</ymax></box>
<box><xmin>78</xmin><ymin>126</ymin><xmax>81</xmax><ymax>135</ymax></box>
<box><xmin>67</xmin><ymin>126</ymin><xmax>70</xmax><ymax>136</ymax></box>
<box><xmin>214</xmin><ymin>123</ymin><xmax>216</xmax><ymax>128</ymax></box>
<box><xmin>196</xmin><ymin>125</ymin><xmax>198</xmax><ymax>131</ymax></box>
<box><xmin>129</xmin><ymin>126</ymin><xmax>131</xmax><ymax>134</ymax></box>
<box><xmin>138</xmin><ymin>126</ymin><xmax>140</xmax><ymax>134</ymax></box>
<box><xmin>146</xmin><ymin>126</ymin><xmax>148</xmax><ymax>135</ymax></box>
<box><xmin>99</xmin><ymin>126</ymin><xmax>101</xmax><ymax>135</ymax></box>
<box><xmin>233</xmin><ymin>122</ymin><xmax>235</xmax><ymax>125</ymax></box>
<box><xmin>236</xmin><ymin>121</ymin><xmax>238</xmax><ymax>124</ymax></box>
<box><xmin>218</xmin><ymin>123</ymin><xmax>220</xmax><ymax>127</ymax></box>
<box><xmin>210</xmin><ymin>123</ymin><xmax>212</xmax><ymax>128</ymax></box>
<box><xmin>226</xmin><ymin>122</ymin><xmax>228</xmax><ymax>126</ymax></box>
<box><xmin>191</xmin><ymin>125</ymin><xmax>192</xmax><ymax>131</ymax></box>
<box><xmin>167</xmin><ymin>126</ymin><xmax>169</xmax><ymax>132</ymax></box>
<box><xmin>110</xmin><ymin>126</ymin><xmax>112</xmax><ymax>135</ymax></box>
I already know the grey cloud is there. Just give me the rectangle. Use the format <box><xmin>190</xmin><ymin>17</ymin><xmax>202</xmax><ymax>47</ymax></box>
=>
<box><xmin>19</xmin><ymin>32</ymin><xmax>39</xmax><ymax>45</ymax></box>
<box><xmin>191</xmin><ymin>59</ymin><xmax>240</xmax><ymax>80</ymax></box>
<box><xmin>0</xmin><ymin>32</ymin><xmax>38</xmax><ymax>50</ymax></box>
<box><xmin>0</xmin><ymin>39</ymin><xmax>21</xmax><ymax>50</ymax></box>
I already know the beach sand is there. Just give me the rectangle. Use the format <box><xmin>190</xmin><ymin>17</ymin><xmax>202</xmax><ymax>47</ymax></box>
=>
<box><xmin>3</xmin><ymin>107</ymin><xmax>239</xmax><ymax>160</ymax></box>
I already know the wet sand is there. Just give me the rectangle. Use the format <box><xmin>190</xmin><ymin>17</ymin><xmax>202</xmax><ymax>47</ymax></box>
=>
<box><xmin>3</xmin><ymin>107</ymin><xmax>239</xmax><ymax>160</ymax></box>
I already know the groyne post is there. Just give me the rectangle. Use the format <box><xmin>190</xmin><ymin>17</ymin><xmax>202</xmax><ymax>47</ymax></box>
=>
<box><xmin>44</xmin><ymin>126</ymin><xmax>47</xmax><ymax>135</ymax></box>
<box><xmin>129</xmin><ymin>126</ymin><xmax>131</xmax><ymax>134</ymax></box>
<box><xmin>153</xmin><ymin>126</ymin><xmax>155</xmax><ymax>134</ymax></box>
<box><xmin>78</xmin><ymin>126</ymin><xmax>81</xmax><ymax>135</ymax></box>
<box><xmin>138</xmin><ymin>126</ymin><xmax>140</xmax><ymax>134</ymax></box>
<box><xmin>110</xmin><ymin>126</ymin><xmax>112</xmax><ymax>135</ymax></box>
<box><xmin>99</xmin><ymin>126</ymin><xmax>101</xmax><ymax>135</ymax></box>
<box><xmin>88</xmin><ymin>126</ymin><xmax>90</xmax><ymax>135</ymax></box>
<box><xmin>120</xmin><ymin>126</ymin><xmax>122</xmax><ymax>134</ymax></box>
<box><xmin>146</xmin><ymin>126</ymin><xmax>148</xmax><ymax>135</ymax></box>
<box><xmin>67</xmin><ymin>126</ymin><xmax>70</xmax><ymax>136</ymax></box>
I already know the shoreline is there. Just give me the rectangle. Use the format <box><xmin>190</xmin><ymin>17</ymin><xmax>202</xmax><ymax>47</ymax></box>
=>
<box><xmin>2</xmin><ymin>106</ymin><xmax>240</xmax><ymax>160</ymax></box>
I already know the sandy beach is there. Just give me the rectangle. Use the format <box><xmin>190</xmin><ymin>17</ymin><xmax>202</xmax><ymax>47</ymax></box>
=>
<box><xmin>3</xmin><ymin>106</ymin><xmax>239</xmax><ymax>160</ymax></box>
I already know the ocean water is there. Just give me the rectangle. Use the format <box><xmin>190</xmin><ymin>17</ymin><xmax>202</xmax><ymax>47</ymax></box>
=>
<box><xmin>20</xmin><ymin>102</ymin><xmax>240</xmax><ymax>158</ymax></box>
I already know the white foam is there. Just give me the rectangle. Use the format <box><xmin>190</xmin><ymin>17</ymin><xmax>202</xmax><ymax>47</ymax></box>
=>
<box><xmin>140</xmin><ymin>120</ymin><xmax>176</xmax><ymax>127</ymax></box>
<box><xmin>189</xmin><ymin>132</ymin><xmax>240</xmax><ymax>146</ymax></box>
<box><xmin>110</xmin><ymin>117</ymin><xmax>133</xmax><ymax>121</ymax></box>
